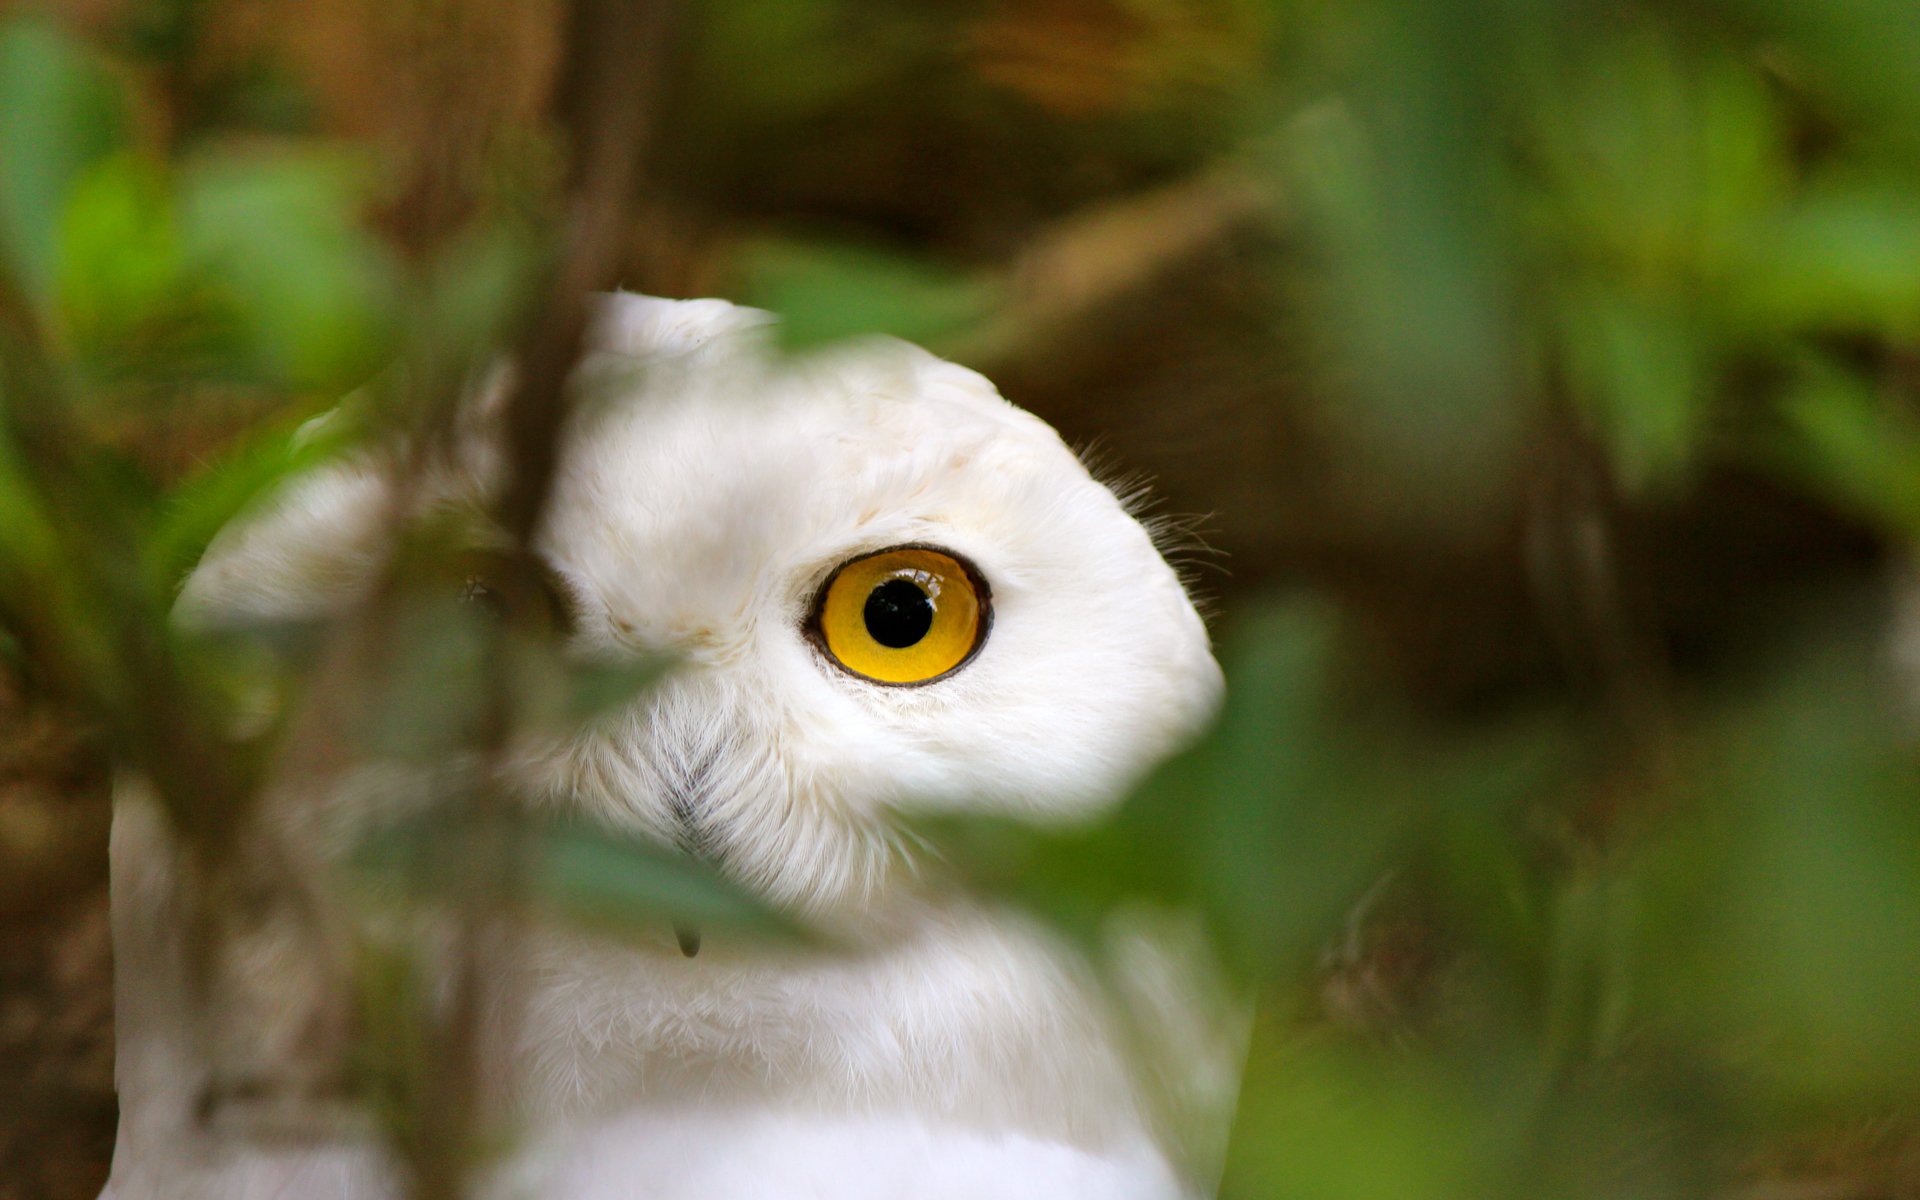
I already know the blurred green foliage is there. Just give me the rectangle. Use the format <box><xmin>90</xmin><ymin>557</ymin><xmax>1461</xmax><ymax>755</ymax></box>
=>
<box><xmin>5</xmin><ymin>2</ymin><xmax>1920</xmax><ymax>1198</ymax></box>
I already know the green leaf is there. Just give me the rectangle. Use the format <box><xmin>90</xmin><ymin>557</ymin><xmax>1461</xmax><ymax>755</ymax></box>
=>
<box><xmin>353</xmin><ymin>811</ymin><xmax>806</xmax><ymax>946</ymax></box>
<box><xmin>0</xmin><ymin>17</ymin><xmax>129</xmax><ymax>306</ymax></box>
<box><xmin>178</xmin><ymin>149</ymin><xmax>399</xmax><ymax>391</ymax></box>
<box><xmin>145</xmin><ymin>402</ymin><xmax>367</xmax><ymax>594</ymax></box>
<box><xmin>1737</xmin><ymin>0</ymin><xmax>1920</xmax><ymax>132</ymax></box>
<box><xmin>1557</xmin><ymin>286</ymin><xmax>1709</xmax><ymax>490</ymax></box>
<box><xmin>530</xmin><ymin>817</ymin><xmax>805</xmax><ymax>943</ymax></box>
<box><xmin>1173</xmin><ymin>603</ymin><xmax>1405</xmax><ymax>981</ymax></box>
<box><xmin>1527</xmin><ymin>36</ymin><xmax>1786</xmax><ymax>286</ymax></box>
<box><xmin>919</xmin><ymin>599</ymin><xmax>1413</xmax><ymax>985</ymax></box>
<box><xmin>1275</xmin><ymin>23</ymin><xmax>1528</xmax><ymax>542</ymax></box>
<box><xmin>414</xmin><ymin>223</ymin><xmax>544</xmax><ymax>373</ymax></box>
<box><xmin>1739</xmin><ymin>183</ymin><xmax>1920</xmax><ymax>338</ymax></box>
<box><xmin>54</xmin><ymin>151</ymin><xmax>194</xmax><ymax>363</ymax></box>
<box><xmin>553</xmin><ymin>654</ymin><xmax>676</xmax><ymax>728</ymax></box>
<box><xmin>1225</xmin><ymin>1029</ymin><xmax>1537</xmax><ymax>1200</ymax></box>
<box><xmin>493</xmin><ymin>636</ymin><xmax>676</xmax><ymax>742</ymax></box>
<box><xmin>352</xmin><ymin>593</ymin><xmax>494</xmax><ymax>762</ymax></box>
<box><xmin>1778</xmin><ymin>356</ymin><xmax>1920</xmax><ymax>538</ymax></box>
<box><xmin>1635</xmin><ymin>615</ymin><xmax>1920</xmax><ymax>1107</ymax></box>
<box><xmin>0</xmin><ymin>391</ymin><xmax>59</xmax><ymax>575</ymax></box>
<box><xmin>735</xmin><ymin>238</ymin><xmax>1001</xmax><ymax>352</ymax></box>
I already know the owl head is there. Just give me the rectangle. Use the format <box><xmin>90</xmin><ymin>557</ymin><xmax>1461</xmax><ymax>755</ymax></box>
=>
<box><xmin>180</xmin><ymin>295</ymin><xmax>1223</xmax><ymax>916</ymax></box>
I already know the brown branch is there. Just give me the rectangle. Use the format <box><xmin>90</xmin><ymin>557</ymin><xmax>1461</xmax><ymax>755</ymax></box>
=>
<box><xmin>953</xmin><ymin>161</ymin><xmax>1276</xmax><ymax>371</ymax></box>
<box><xmin>494</xmin><ymin>0</ymin><xmax>679</xmax><ymax>547</ymax></box>
<box><xmin>408</xmin><ymin>4</ymin><xmax>679</xmax><ymax>1198</ymax></box>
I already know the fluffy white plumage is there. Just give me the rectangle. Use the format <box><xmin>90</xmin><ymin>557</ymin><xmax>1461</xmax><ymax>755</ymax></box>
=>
<box><xmin>102</xmin><ymin>296</ymin><xmax>1227</xmax><ymax>1199</ymax></box>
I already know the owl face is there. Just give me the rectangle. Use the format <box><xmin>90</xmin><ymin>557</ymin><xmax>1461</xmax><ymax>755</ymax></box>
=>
<box><xmin>182</xmin><ymin>296</ymin><xmax>1224</xmax><ymax>915</ymax></box>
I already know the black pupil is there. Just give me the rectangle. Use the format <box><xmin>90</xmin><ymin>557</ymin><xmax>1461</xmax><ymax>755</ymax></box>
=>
<box><xmin>864</xmin><ymin>578</ymin><xmax>935</xmax><ymax>648</ymax></box>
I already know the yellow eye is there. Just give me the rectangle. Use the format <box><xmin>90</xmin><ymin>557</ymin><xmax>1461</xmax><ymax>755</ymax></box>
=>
<box><xmin>813</xmin><ymin>546</ymin><xmax>989</xmax><ymax>685</ymax></box>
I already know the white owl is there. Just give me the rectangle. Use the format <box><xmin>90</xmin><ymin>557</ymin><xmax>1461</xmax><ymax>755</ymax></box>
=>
<box><xmin>102</xmin><ymin>295</ymin><xmax>1228</xmax><ymax>1200</ymax></box>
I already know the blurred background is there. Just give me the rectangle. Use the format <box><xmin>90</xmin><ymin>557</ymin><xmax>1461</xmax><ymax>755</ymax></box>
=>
<box><xmin>4</xmin><ymin>0</ymin><xmax>1920</xmax><ymax>1197</ymax></box>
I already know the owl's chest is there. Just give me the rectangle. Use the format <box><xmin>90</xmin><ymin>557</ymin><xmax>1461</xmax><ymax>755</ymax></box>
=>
<box><xmin>511</xmin><ymin>906</ymin><xmax>1150</xmax><ymax>1150</ymax></box>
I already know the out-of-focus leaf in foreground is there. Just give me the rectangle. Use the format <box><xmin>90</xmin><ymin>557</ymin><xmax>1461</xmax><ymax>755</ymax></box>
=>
<box><xmin>1273</xmin><ymin>0</ymin><xmax>1527</xmax><ymax>540</ymax></box>
<box><xmin>0</xmin><ymin>18</ymin><xmax>128</xmax><ymax>307</ymax></box>
<box><xmin>1636</xmin><ymin>614</ymin><xmax>1920</xmax><ymax>1108</ymax></box>
<box><xmin>179</xmin><ymin>151</ymin><xmax>400</xmax><ymax>391</ymax></box>
<box><xmin>922</xmin><ymin>597</ymin><xmax>1574</xmax><ymax>989</ymax></box>
<box><xmin>1224</xmin><ymin>1033</ymin><xmax>1539</xmax><ymax>1200</ymax></box>
<box><xmin>143</xmin><ymin>403</ymin><xmax>371</xmax><ymax>595</ymax></box>
<box><xmin>736</xmin><ymin>237</ymin><xmax>1003</xmax><ymax>353</ymax></box>
<box><xmin>54</xmin><ymin>153</ymin><xmax>194</xmax><ymax>366</ymax></box>
<box><xmin>1780</xmin><ymin>358</ymin><xmax>1920</xmax><ymax>540</ymax></box>
<box><xmin>918</xmin><ymin>601</ymin><xmax>1409</xmax><ymax>985</ymax></box>
<box><xmin>354</xmin><ymin>810</ymin><xmax>806</xmax><ymax>947</ymax></box>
